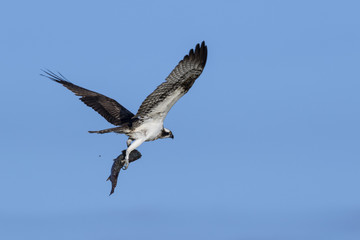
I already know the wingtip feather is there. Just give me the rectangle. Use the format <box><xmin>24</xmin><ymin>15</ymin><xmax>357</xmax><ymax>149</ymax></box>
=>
<box><xmin>40</xmin><ymin>69</ymin><xmax>70</xmax><ymax>84</ymax></box>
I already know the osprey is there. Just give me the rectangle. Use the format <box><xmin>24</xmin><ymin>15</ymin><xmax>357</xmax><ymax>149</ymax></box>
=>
<box><xmin>43</xmin><ymin>41</ymin><xmax>207</xmax><ymax>169</ymax></box>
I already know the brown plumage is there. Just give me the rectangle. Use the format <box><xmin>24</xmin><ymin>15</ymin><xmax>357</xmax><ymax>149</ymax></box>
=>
<box><xmin>135</xmin><ymin>41</ymin><xmax>207</xmax><ymax>119</ymax></box>
<box><xmin>41</xmin><ymin>71</ymin><xmax>134</xmax><ymax>125</ymax></box>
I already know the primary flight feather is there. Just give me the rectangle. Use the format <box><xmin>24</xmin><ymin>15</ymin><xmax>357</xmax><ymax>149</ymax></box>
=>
<box><xmin>42</xmin><ymin>41</ymin><xmax>207</xmax><ymax>169</ymax></box>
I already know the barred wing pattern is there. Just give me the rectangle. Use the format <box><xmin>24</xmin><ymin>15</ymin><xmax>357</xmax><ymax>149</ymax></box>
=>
<box><xmin>135</xmin><ymin>41</ymin><xmax>207</xmax><ymax>120</ymax></box>
<box><xmin>42</xmin><ymin>70</ymin><xmax>134</xmax><ymax>126</ymax></box>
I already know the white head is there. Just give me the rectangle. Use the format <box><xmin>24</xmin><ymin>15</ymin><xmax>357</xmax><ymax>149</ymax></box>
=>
<box><xmin>160</xmin><ymin>128</ymin><xmax>174</xmax><ymax>139</ymax></box>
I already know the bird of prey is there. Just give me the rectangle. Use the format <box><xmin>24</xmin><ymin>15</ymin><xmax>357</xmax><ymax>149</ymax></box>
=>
<box><xmin>42</xmin><ymin>41</ymin><xmax>207</xmax><ymax>170</ymax></box>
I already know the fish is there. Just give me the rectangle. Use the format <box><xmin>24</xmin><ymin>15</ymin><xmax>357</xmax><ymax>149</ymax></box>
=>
<box><xmin>107</xmin><ymin>149</ymin><xmax>142</xmax><ymax>195</ymax></box>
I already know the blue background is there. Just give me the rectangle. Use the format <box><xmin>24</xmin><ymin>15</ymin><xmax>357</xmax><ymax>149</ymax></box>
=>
<box><xmin>1</xmin><ymin>0</ymin><xmax>360</xmax><ymax>239</ymax></box>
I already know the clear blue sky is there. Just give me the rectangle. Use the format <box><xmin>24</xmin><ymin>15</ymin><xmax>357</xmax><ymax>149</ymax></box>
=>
<box><xmin>1</xmin><ymin>0</ymin><xmax>360</xmax><ymax>239</ymax></box>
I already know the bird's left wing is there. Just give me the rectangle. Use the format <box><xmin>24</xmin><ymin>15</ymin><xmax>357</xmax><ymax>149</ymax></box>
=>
<box><xmin>135</xmin><ymin>41</ymin><xmax>207</xmax><ymax>120</ymax></box>
<box><xmin>42</xmin><ymin>70</ymin><xmax>135</xmax><ymax>125</ymax></box>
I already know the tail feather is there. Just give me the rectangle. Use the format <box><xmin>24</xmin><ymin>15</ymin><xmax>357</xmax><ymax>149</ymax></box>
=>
<box><xmin>88</xmin><ymin>127</ymin><xmax>123</xmax><ymax>134</ymax></box>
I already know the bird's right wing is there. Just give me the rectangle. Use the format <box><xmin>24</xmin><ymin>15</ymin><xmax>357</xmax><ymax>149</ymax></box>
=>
<box><xmin>42</xmin><ymin>70</ymin><xmax>134</xmax><ymax>126</ymax></box>
<box><xmin>135</xmin><ymin>41</ymin><xmax>207</xmax><ymax>120</ymax></box>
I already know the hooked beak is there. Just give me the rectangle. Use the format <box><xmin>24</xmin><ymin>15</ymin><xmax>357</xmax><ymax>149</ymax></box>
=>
<box><xmin>170</xmin><ymin>133</ymin><xmax>174</xmax><ymax>139</ymax></box>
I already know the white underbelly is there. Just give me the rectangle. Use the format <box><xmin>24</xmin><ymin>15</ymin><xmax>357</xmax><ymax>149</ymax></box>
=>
<box><xmin>130</xmin><ymin>119</ymin><xmax>163</xmax><ymax>141</ymax></box>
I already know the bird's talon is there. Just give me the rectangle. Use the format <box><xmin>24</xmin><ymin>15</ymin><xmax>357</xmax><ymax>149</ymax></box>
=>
<box><xmin>121</xmin><ymin>159</ymin><xmax>129</xmax><ymax>170</ymax></box>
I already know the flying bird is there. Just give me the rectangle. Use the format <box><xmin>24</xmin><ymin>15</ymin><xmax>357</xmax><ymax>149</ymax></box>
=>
<box><xmin>42</xmin><ymin>41</ymin><xmax>207</xmax><ymax>169</ymax></box>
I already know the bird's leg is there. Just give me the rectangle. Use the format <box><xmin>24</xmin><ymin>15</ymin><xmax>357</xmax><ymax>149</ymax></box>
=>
<box><xmin>126</xmin><ymin>138</ymin><xmax>132</xmax><ymax>147</ymax></box>
<box><xmin>122</xmin><ymin>138</ymin><xmax>146</xmax><ymax>170</ymax></box>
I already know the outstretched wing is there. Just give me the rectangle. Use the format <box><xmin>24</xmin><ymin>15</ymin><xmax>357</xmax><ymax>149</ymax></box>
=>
<box><xmin>135</xmin><ymin>41</ymin><xmax>207</xmax><ymax>120</ymax></box>
<box><xmin>42</xmin><ymin>70</ymin><xmax>134</xmax><ymax>126</ymax></box>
